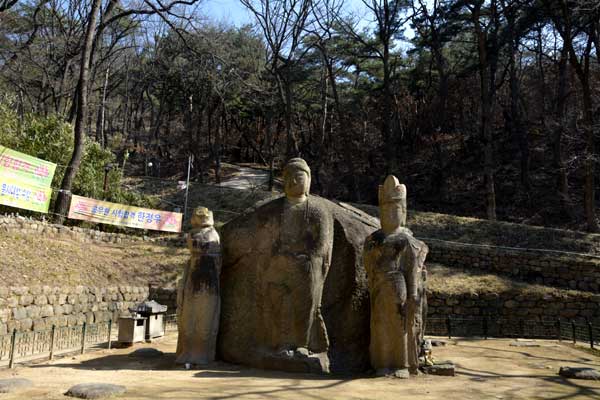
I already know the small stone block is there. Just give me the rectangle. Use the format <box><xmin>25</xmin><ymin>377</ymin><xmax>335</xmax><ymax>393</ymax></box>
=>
<box><xmin>558</xmin><ymin>367</ymin><xmax>600</xmax><ymax>380</ymax></box>
<box><xmin>0</xmin><ymin>378</ymin><xmax>33</xmax><ymax>393</ymax></box>
<box><xmin>423</xmin><ymin>363</ymin><xmax>455</xmax><ymax>376</ymax></box>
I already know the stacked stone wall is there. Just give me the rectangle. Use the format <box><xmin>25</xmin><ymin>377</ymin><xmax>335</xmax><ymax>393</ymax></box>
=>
<box><xmin>427</xmin><ymin>290</ymin><xmax>600</xmax><ymax>323</ymax></box>
<box><xmin>147</xmin><ymin>287</ymin><xmax>600</xmax><ymax>325</ymax></box>
<box><xmin>426</xmin><ymin>239</ymin><xmax>600</xmax><ymax>293</ymax></box>
<box><xmin>0</xmin><ymin>285</ymin><xmax>149</xmax><ymax>334</ymax></box>
<box><xmin>0</xmin><ymin>215</ymin><xmax>185</xmax><ymax>246</ymax></box>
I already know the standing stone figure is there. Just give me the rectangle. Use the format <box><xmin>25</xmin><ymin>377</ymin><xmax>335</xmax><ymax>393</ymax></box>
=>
<box><xmin>176</xmin><ymin>207</ymin><xmax>221</xmax><ymax>365</ymax></box>
<box><xmin>363</xmin><ymin>176</ymin><xmax>428</xmax><ymax>376</ymax></box>
<box><xmin>256</xmin><ymin>158</ymin><xmax>333</xmax><ymax>371</ymax></box>
<box><xmin>218</xmin><ymin>158</ymin><xmax>335</xmax><ymax>373</ymax></box>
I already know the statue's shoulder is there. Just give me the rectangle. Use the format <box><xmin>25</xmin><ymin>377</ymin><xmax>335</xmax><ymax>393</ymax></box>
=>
<box><xmin>306</xmin><ymin>196</ymin><xmax>333</xmax><ymax>217</ymax></box>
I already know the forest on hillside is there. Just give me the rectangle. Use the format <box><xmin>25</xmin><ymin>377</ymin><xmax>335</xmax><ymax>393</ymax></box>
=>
<box><xmin>0</xmin><ymin>0</ymin><xmax>599</xmax><ymax>231</ymax></box>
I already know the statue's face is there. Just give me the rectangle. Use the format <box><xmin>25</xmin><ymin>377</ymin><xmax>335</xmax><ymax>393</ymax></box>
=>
<box><xmin>380</xmin><ymin>202</ymin><xmax>406</xmax><ymax>234</ymax></box>
<box><xmin>284</xmin><ymin>170</ymin><xmax>310</xmax><ymax>199</ymax></box>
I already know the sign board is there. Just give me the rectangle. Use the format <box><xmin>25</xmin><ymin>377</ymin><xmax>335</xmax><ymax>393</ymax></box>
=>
<box><xmin>68</xmin><ymin>195</ymin><xmax>182</xmax><ymax>233</ymax></box>
<box><xmin>0</xmin><ymin>145</ymin><xmax>57</xmax><ymax>188</ymax></box>
<box><xmin>0</xmin><ymin>176</ymin><xmax>52</xmax><ymax>213</ymax></box>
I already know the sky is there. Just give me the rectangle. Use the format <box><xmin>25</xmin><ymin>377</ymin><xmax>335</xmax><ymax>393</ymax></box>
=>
<box><xmin>202</xmin><ymin>0</ymin><xmax>369</xmax><ymax>27</ymax></box>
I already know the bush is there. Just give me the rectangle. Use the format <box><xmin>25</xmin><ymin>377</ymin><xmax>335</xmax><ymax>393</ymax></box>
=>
<box><xmin>0</xmin><ymin>97</ymin><xmax>153</xmax><ymax>216</ymax></box>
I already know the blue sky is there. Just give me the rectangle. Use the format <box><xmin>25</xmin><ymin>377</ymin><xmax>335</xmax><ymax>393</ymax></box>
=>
<box><xmin>203</xmin><ymin>0</ymin><xmax>369</xmax><ymax>27</ymax></box>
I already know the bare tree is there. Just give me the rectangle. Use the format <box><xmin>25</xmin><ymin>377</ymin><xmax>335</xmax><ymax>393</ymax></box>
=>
<box><xmin>240</xmin><ymin>0</ymin><xmax>313</xmax><ymax>159</ymax></box>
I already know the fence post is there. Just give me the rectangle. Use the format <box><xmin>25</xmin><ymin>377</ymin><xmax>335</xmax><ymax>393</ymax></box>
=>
<box><xmin>483</xmin><ymin>317</ymin><xmax>488</xmax><ymax>340</ymax></box>
<box><xmin>571</xmin><ymin>320</ymin><xmax>576</xmax><ymax>345</ymax></box>
<box><xmin>588</xmin><ymin>320</ymin><xmax>594</xmax><ymax>350</ymax></box>
<box><xmin>557</xmin><ymin>318</ymin><xmax>561</xmax><ymax>342</ymax></box>
<box><xmin>446</xmin><ymin>315</ymin><xmax>452</xmax><ymax>339</ymax></box>
<box><xmin>8</xmin><ymin>329</ymin><xmax>17</xmax><ymax>369</ymax></box>
<box><xmin>107</xmin><ymin>320</ymin><xmax>112</xmax><ymax>350</ymax></box>
<box><xmin>49</xmin><ymin>325</ymin><xmax>56</xmax><ymax>361</ymax></box>
<box><xmin>80</xmin><ymin>322</ymin><xmax>87</xmax><ymax>354</ymax></box>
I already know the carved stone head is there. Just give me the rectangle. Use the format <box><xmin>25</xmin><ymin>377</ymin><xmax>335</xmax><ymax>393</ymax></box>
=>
<box><xmin>378</xmin><ymin>175</ymin><xmax>407</xmax><ymax>234</ymax></box>
<box><xmin>283</xmin><ymin>158</ymin><xmax>311</xmax><ymax>202</ymax></box>
<box><xmin>191</xmin><ymin>206</ymin><xmax>214</xmax><ymax>228</ymax></box>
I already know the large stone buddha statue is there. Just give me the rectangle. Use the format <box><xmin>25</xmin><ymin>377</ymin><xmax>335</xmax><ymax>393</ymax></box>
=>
<box><xmin>218</xmin><ymin>158</ymin><xmax>377</xmax><ymax>374</ymax></box>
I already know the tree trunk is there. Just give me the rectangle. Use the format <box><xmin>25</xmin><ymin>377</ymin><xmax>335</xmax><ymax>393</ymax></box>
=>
<box><xmin>96</xmin><ymin>67</ymin><xmax>110</xmax><ymax>147</ymax></box>
<box><xmin>281</xmin><ymin>76</ymin><xmax>299</xmax><ymax>159</ymax></box>
<box><xmin>474</xmin><ymin>5</ymin><xmax>497</xmax><ymax>220</ymax></box>
<box><xmin>581</xmin><ymin>78</ymin><xmax>597</xmax><ymax>231</ymax></box>
<box><xmin>553</xmin><ymin>46</ymin><xmax>572</xmax><ymax>217</ymax></box>
<box><xmin>53</xmin><ymin>0</ymin><xmax>103</xmax><ymax>223</ymax></box>
<box><xmin>507</xmin><ymin>24</ymin><xmax>529</xmax><ymax>191</ymax></box>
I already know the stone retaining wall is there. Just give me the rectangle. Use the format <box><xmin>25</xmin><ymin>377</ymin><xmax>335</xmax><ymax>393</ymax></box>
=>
<box><xmin>426</xmin><ymin>239</ymin><xmax>600</xmax><ymax>293</ymax></box>
<box><xmin>146</xmin><ymin>287</ymin><xmax>600</xmax><ymax>325</ymax></box>
<box><xmin>427</xmin><ymin>290</ymin><xmax>600</xmax><ymax>323</ymax></box>
<box><xmin>0</xmin><ymin>215</ymin><xmax>185</xmax><ymax>246</ymax></box>
<box><xmin>0</xmin><ymin>285</ymin><xmax>149</xmax><ymax>334</ymax></box>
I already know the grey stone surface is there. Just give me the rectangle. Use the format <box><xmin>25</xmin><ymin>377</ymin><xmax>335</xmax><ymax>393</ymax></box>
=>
<box><xmin>558</xmin><ymin>367</ymin><xmax>600</xmax><ymax>380</ymax></box>
<box><xmin>0</xmin><ymin>378</ymin><xmax>33</xmax><ymax>393</ymax></box>
<box><xmin>65</xmin><ymin>383</ymin><xmax>126</xmax><ymax>399</ymax></box>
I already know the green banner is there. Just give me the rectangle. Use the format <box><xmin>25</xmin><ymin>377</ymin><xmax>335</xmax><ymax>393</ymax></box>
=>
<box><xmin>0</xmin><ymin>175</ymin><xmax>52</xmax><ymax>213</ymax></box>
<box><xmin>0</xmin><ymin>145</ymin><xmax>57</xmax><ymax>188</ymax></box>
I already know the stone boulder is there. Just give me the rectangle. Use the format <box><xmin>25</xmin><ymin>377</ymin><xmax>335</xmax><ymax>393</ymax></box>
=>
<box><xmin>0</xmin><ymin>378</ymin><xmax>33</xmax><ymax>393</ymax></box>
<box><xmin>218</xmin><ymin>197</ymin><xmax>378</xmax><ymax>374</ymax></box>
<box><xmin>65</xmin><ymin>383</ymin><xmax>126</xmax><ymax>399</ymax></box>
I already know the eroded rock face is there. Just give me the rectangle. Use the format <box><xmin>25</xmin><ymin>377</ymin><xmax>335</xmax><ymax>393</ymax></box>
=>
<box><xmin>218</xmin><ymin>197</ymin><xmax>378</xmax><ymax>374</ymax></box>
<box><xmin>176</xmin><ymin>207</ymin><xmax>221</xmax><ymax>365</ymax></box>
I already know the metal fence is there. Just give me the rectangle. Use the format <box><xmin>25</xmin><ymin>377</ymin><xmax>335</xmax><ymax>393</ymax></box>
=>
<box><xmin>164</xmin><ymin>314</ymin><xmax>178</xmax><ymax>332</ymax></box>
<box><xmin>0</xmin><ymin>320</ymin><xmax>113</xmax><ymax>369</ymax></box>
<box><xmin>427</xmin><ymin>316</ymin><xmax>599</xmax><ymax>349</ymax></box>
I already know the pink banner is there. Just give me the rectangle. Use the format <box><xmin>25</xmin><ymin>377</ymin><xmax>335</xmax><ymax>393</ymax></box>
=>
<box><xmin>68</xmin><ymin>195</ymin><xmax>182</xmax><ymax>233</ymax></box>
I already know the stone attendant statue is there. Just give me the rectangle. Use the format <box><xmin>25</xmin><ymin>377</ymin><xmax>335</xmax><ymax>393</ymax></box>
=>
<box><xmin>363</xmin><ymin>176</ymin><xmax>428</xmax><ymax>377</ymax></box>
<box><xmin>176</xmin><ymin>207</ymin><xmax>221</xmax><ymax>365</ymax></box>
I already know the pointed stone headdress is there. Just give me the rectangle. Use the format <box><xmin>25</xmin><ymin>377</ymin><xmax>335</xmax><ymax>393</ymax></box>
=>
<box><xmin>191</xmin><ymin>206</ymin><xmax>214</xmax><ymax>228</ymax></box>
<box><xmin>378</xmin><ymin>175</ymin><xmax>406</xmax><ymax>206</ymax></box>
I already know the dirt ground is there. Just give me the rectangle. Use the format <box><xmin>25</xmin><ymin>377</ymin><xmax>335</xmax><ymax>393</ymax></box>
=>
<box><xmin>1</xmin><ymin>333</ymin><xmax>599</xmax><ymax>400</ymax></box>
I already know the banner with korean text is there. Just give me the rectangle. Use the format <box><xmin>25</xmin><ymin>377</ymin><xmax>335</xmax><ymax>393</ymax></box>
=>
<box><xmin>0</xmin><ymin>145</ymin><xmax>57</xmax><ymax>188</ymax></box>
<box><xmin>67</xmin><ymin>195</ymin><xmax>182</xmax><ymax>232</ymax></box>
<box><xmin>0</xmin><ymin>176</ymin><xmax>52</xmax><ymax>213</ymax></box>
